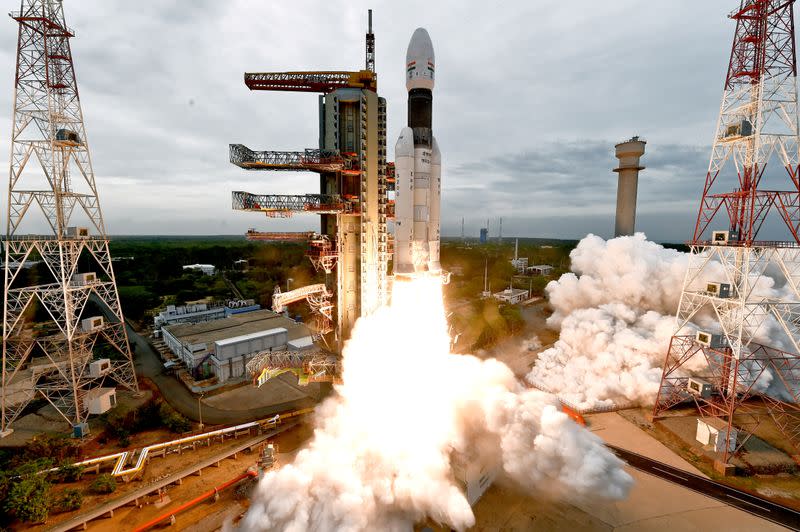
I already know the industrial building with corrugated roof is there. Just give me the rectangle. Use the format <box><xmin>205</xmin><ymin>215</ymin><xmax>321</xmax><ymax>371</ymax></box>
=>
<box><xmin>162</xmin><ymin>309</ymin><xmax>312</xmax><ymax>383</ymax></box>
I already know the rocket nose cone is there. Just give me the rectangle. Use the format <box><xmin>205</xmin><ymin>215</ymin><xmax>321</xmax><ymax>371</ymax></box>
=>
<box><xmin>406</xmin><ymin>28</ymin><xmax>435</xmax><ymax>91</ymax></box>
<box><xmin>406</xmin><ymin>28</ymin><xmax>434</xmax><ymax>63</ymax></box>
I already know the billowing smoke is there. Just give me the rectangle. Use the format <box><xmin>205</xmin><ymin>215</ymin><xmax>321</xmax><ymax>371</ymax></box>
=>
<box><xmin>526</xmin><ymin>234</ymin><xmax>693</xmax><ymax>409</ymax></box>
<box><xmin>526</xmin><ymin>233</ymin><xmax>794</xmax><ymax>410</ymax></box>
<box><xmin>240</xmin><ymin>276</ymin><xmax>632</xmax><ymax>531</ymax></box>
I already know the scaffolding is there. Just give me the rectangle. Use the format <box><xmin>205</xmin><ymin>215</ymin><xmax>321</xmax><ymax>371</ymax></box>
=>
<box><xmin>244</xmin><ymin>71</ymin><xmax>376</xmax><ymax>93</ymax></box>
<box><xmin>2</xmin><ymin>0</ymin><xmax>138</xmax><ymax>436</ymax></box>
<box><xmin>244</xmin><ymin>230</ymin><xmax>316</xmax><ymax>242</ymax></box>
<box><xmin>232</xmin><ymin>192</ymin><xmax>349</xmax><ymax>217</ymax></box>
<box><xmin>229</xmin><ymin>144</ymin><xmax>345</xmax><ymax>172</ymax></box>
<box><xmin>247</xmin><ymin>349</ymin><xmax>342</xmax><ymax>387</ymax></box>
<box><xmin>271</xmin><ymin>284</ymin><xmax>333</xmax><ymax>341</ymax></box>
<box><xmin>230</xmin><ymin>10</ymin><xmax>390</xmax><ymax>350</ymax></box>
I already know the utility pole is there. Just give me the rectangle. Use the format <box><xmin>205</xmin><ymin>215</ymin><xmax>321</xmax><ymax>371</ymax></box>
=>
<box><xmin>498</xmin><ymin>217</ymin><xmax>503</xmax><ymax>244</ymax></box>
<box><xmin>198</xmin><ymin>392</ymin><xmax>205</xmax><ymax>431</ymax></box>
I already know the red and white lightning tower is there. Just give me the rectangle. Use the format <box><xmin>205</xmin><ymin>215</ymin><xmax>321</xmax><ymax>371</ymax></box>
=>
<box><xmin>2</xmin><ymin>0</ymin><xmax>138</xmax><ymax>437</ymax></box>
<box><xmin>653</xmin><ymin>0</ymin><xmax>800</xmax><ymax>465</ymax></box>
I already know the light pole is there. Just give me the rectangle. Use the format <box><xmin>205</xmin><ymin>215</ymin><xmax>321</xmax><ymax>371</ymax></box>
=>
<box><xmin>287</xmin><ymin>278</ymin><xmax>294</xmax><ymax>291</ymax></box>
<box><xmin>198</xmin><ymin>392</ymin><xmax>205</xmax><ymax>431</ymax></box>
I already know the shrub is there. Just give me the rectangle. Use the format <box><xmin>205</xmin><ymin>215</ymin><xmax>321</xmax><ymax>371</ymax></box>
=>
<box><xmin>88</xmin><ymin>474</ymin><xmax>116</xmax><ymax>494</ymax></box>
<box><xmin>20</xmin><ymin>435</ymin><xmax>79</xmax><ymax>466</ymax></box>
<box><xmin>100</xmin><ymin>398</ymin><xmax>163</xmax><ymax>442</ymax></box>
<box><xmin>118</xmin><ymin>430</ymin><xmax>131</xmax><ymax>448</ymax></box>
<box><xmin>53</xmin><ymin>488</ymin><xmax>82</xmax><ymax>512</ymax></box>
<box><xmin>4</xmin><ymin>476</ymin><xmax>50</xmax><ymax>523</ymax></box>
<box><xmin>52</xmin><ymin>463</ymin><xmax>84</xmax><ymax>483</ymax></box>
<box><xmin>159</xmin><ymin>403</ymin><xmax>191</xmax><ymax>433</ymax></box>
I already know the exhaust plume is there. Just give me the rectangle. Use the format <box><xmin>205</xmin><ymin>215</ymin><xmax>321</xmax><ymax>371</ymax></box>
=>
<box><xmin>240</xmin><ymin>276</ymin><xmax>632</xmax><ymax>531</ymax></box>
<box><xmin>526</xmin><ymin>233</ymin><xmax>793</xmax><ymax>410</ymax></box>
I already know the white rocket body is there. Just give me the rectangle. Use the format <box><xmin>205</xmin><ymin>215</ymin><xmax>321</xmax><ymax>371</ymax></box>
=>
<box><xmin>394</xmin><ymin>28</ymin><xmax>441</xmax><ymax>277</ymax></box>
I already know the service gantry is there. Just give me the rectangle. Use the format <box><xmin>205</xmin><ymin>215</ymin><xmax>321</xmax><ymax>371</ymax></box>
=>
<box><xmin>2</xmin><ymin>0</ymin><xmax>138</xmax><ymax>437</ymax></box>
<box><xmin>231</xmin><ymin>10</ymin><xmax>392</xmax><ymax>352</ymax></box>
<box><xmin>652</xmin><ymin>0</ymin><xmax>800</xmax><ymax>467</ymax></box>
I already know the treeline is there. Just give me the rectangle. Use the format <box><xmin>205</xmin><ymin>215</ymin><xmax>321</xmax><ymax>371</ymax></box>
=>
<box><xmin>0</xmin><ymin>435</ymin><xmax>90</xmax><ymax>525</ymax></box>
<box><xmin>440</xmin><ymin>241</ymin><xmax>574</xmax><ymax>301</ymax></box>
<box><xmin>0</xmin><ymin>397</ymin><xmax>194</xmax><ymax>526</ymax></box>
<box><xmin>107</xmin><ymin>238</ymin><xmax>316</xmax><ymax>323</ymax></box>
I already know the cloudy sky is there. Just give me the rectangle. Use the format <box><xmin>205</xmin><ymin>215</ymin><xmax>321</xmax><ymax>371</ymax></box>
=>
<box><xmin>0</xmin><ymin>1</ymin><xmax>768</xmax><ymax>241</ymax></box>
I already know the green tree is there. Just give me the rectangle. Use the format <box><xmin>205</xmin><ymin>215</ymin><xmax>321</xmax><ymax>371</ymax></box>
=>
<box><xmin>4</xmin><ymin>476</ymin><xmax>50</xmax><ymax>523</ymax></box>
<box><xmin>159</xmin><ymin>403</ymin><xmax>191</xmax><ymax>433</ymax></box>
<box><xmin>21</xmin><ymin>435</ymin><xmax>79</xmax><ymax>466</ymax></box>
<box><xmin>53</xmin><ymin>488</ymin><xmax>82</xmax><ymax>513</ymax></box>
<box><xmin>52</xmin><ymin>463</ymin><xmax>84</xmax><ymax>483</ymax></box>
<box><xmin>118</xmin><ymin>429</ymin><xmax>131</xmax><ymax>448</ymax></box>
<box><xmin>88</xmin><ymin>474</ymin><xmax>116</xmax><ymax>495</ymax></box>
<box><xmin>499</xmin><ymin>304</ymin><xmax>525</xmax><ymax>335</ymax></box>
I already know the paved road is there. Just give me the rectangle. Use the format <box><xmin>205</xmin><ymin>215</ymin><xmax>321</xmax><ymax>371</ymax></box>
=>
<box><xmin>221</xmin><ymin>271</ymin><xmax>244</xmax><ymax>300</ymax></box>
<box><xmin>49</xmin><ymin>422</ymin><xmax>297</xmax><ymax>532</ymax></box>
<box><xmin>125</xmin><ymin>321</ymin><xmax>317</xmax><ymax>425</ymax></box>
<box><xmin>608</xmin><ymin>444</ymin><xmax>800</xmax><ymax>531</ymax></box>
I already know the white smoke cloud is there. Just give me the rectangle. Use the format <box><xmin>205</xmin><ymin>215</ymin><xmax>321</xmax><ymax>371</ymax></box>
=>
<box><xmin>528</xmin><ymin>304</ymin><xmax>676</xmax><ymax>409</ymax></box>
<box><xmin>526</xmin><ymin>233</ymin><xmax>797</xmax><ymax>410</ymax></box>
<box><xmin>545</xmin><ymin>234</ymin><xmax>690</xmax><ymax>327</ymax></box>
<box><xmin>526</xmin><ymin>234</ymin><xmax>696</xmax><ymax>409</ymax></box>
<box><xmin>239</xmin><ymin>277</ymin><xmax>632</xmax><ymax>531</ymax></box>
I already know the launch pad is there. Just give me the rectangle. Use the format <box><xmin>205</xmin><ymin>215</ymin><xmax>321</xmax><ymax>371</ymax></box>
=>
<box><xmin>230</xmin><ymin>13</ymin><xmax>450</xmax><ymax>389</ymax></box>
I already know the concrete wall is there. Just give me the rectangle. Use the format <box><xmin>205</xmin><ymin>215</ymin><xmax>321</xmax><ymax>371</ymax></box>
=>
<box><xmin>210</xmin><ymin>355</ymin><xmax>250</xmax><ymax>382</ymax></box>
<box><xmin>213</xmin><ymin>328</ymin><xmax>287</xmax><ymax>361</ymax></box>
<box><xmin>162</xmin><ymin>328</ymin><xmax>209</xmax><ymax>369</ymax></box>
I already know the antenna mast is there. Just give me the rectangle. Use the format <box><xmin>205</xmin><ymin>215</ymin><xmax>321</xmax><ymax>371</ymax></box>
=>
<box><xmin>365</xmin><ymin>9</ymin><xmax>375</xmax><ymax>72</ymax></box>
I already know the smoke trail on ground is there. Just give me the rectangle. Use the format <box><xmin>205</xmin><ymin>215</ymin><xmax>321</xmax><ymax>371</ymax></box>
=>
<box><xmin>526</xmin><ymin>233</ymin><xmax>792</xmax><ymax>409</ymax></box>
<box><xmin>239</xmin><ymin>276</ymin><xmax>632</xmax><ymax>531</ymax></box>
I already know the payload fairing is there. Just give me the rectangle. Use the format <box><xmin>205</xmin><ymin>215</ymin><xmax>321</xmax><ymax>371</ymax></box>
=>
<box><xmin>394</xmin><ymin>28</ymin><xmax>442</xmax><ymax>278</ymax></box>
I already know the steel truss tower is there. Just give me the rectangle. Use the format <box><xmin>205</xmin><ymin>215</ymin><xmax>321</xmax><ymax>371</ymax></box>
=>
<box><xmin>653</xmin><ymin>0</ymin><xmax>800</xmax><ymax>465</ymax></box>
<box><xmin>2</xmin><ymin>0</ymin><xmax>138</xmax><ymax>436</ymax></box>
<box><xmin>230</xmin><ymin>10</ymin><xmax>390</xmax><ymax>350</ymax></box>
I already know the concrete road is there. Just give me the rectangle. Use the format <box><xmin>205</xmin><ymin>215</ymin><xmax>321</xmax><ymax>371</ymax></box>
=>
<box><xmin>609</xmin><ymin>445</ymin><xmax>800</xmax><ymax>531</ymax></box>
<box><xmin>125</xmin><ymin>321</ymin><xmax>316</xmax><ymax>425</ymax></box>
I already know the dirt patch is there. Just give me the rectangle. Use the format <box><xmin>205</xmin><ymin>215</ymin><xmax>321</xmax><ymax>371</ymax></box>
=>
<box><xmin>204</xmin><ymin>373</ymin><xmax>321</xmax><ymax>411</ymax></box>
<box><xmin>417</xmin><ymin>481</ymin><xmax>612</xmax><ymax>531</ymax></box>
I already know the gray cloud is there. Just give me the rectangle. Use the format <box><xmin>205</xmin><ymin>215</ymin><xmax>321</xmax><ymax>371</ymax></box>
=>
<box><xmin>444</xmin><ymin>141</ymin><xmax>708</xmax><ymax>240</ymax></box>
<box><xmin>0</xmin><ymin>1</ymin><xmax>778</xmax><ymax>239</ymax></box>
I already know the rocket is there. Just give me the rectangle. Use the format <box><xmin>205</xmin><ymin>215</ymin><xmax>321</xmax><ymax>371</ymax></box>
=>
<box><xmin>394</xmin><ymin>28</ymin><xmax>442</xmax><ymax>278</ymax></box>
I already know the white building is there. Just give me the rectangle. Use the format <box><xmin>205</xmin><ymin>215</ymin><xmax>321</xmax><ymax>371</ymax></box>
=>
<box><xmin>510</xmin><ymin>257</ymin><xmax>528</xmax><ymax>273</ymax></box>
<box><xmin>183</xmin><ymin>263</ymin><xmax>216</xmax><ymax>276</ymax></box>
<box><xmin>161</xmin><ymin>309</ymin><xmax>311</xmax><ymax>383</ymax></box>
<box><xmin>527</xmin><ymin>264</ymin><xmax>553</xmax><ymax>276</ymax></box>
<box><xmin>493</xmin><ymin>287</ymin><xmax>529</xmax><ymax>304</ymax></box>
<box><xmin>211</xmin><ymin>328</ymin><xmax>289</xmax><ymax>382</ymax></box>
<box><xmin>155</xmin><ymin>303</ymin><xmax>226</xmax><ymax>330</ymax></box>
<box><xmin>154</xmin><ymin>300</ymin><xmax>261</xmax><ymax>331</ymax></box>
<box><xmin>84</xmin><ymin>388</ymin><xmax>116</xmax><ymax>415</ymax></box>
<box><xmin>696</xmin><ymin>417</ymin><xmax>738</xmax><ymax>453</ymax></box>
